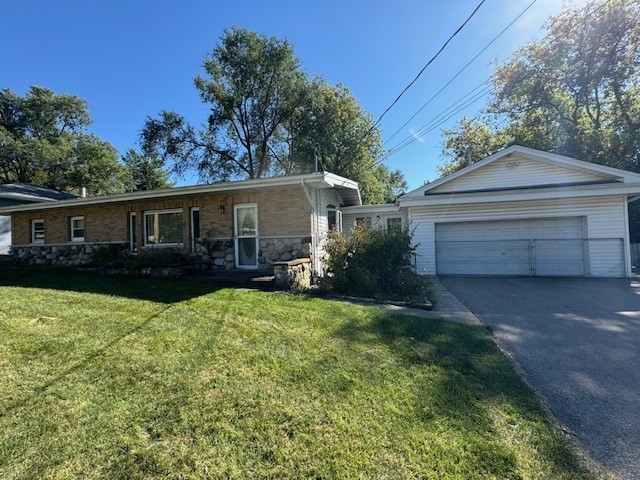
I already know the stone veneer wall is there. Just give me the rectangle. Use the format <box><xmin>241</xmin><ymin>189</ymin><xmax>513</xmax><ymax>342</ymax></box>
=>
<box><xmin>11</xmin><ymin>236</ymin><xmax>313</xmax><ymax>273</ymax></box>
<box><xmin>11</xmin><ymin>243</ymin><xmax>124</xmax><ymax>267</ymax></box>
<box><xmin>258</xmin><ymin>237</ymin><xmax>312</xmax><ymax>268</ymax></box>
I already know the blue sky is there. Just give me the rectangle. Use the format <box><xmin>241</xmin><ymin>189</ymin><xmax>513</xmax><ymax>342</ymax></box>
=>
<box><xmin>4</xmin><ymin>0</ymin><xmax>586</xmax><ymax>191</ymax></box>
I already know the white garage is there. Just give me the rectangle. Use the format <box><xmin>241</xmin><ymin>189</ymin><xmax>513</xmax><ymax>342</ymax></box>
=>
<box><xmin>398</xmin><ymin>146</ymin><xmax>640</xmax><ymax>278</ymax></box>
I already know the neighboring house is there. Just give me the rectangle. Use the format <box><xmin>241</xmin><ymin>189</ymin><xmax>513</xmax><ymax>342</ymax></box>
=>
<box><xmin>0</xmin><ymin>184</ymin><xmax>77</xmax><ymax>255</ymax></box>
<box><xmin>344</xmin><ymin>145</ymin><xmax>640</xmax><ymax>278</ymax></box>
<box><xmin>0</xmin><ymin>172</ymin><xmax>360</xmax><ymax>275</ymax></box>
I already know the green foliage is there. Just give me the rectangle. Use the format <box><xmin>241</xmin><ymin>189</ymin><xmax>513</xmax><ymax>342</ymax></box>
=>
<box><xmin>0</xmin><ymin>86</ymin><xmax>128</xmax><ymax>195</ymax></box>
<box><xmin>141</xmin><ymin>28</ymin><xmax>406</xmax><ymax>203</ymax></box>
<box><xmin>441</xmin><ymin>0</ymin><xmax>640</xmax><ymax>172</ymax></box>
<box><xmin>290</xmin><ymin>80</ymin><xmax>407</xmax><ymax>203</ymax></box>
<box><xmin>91</xmin><ymin>244</ymin><xmax>129</xmax><ymax>267</ymax></box>
<box><xmin>324</xmin><ymin>225</ymin><xmax>427</xmax><ymax>299</ymax></box>
<box><xmin>122</xmin><ymin>148</ymin><xmax>174</xmax><ymax>192</ymax></box>
<box><xmin>136</xmin><ymin>247</ymin><xmax>189</xmax><ymax>267</ymax></box>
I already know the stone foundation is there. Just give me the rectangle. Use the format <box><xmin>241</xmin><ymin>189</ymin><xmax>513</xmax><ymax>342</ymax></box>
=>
<box><xmin>194</xmin><ymin>239</ymin><xmax>235</xmax><ymax>270</ymax></box>
<box><xmin>10</xmin><ymin>243</ymin><xmax>125</xmax><ymax>267</ymax></box>
<box><xmin>259</xmin><ymin>237</ymin><xmax>312</xmax><ymax>267</ymax></box>
<box><xmin>274</xmin><ymin>258</ymin><xmax>312</xmax><ymax>291</ymax></box>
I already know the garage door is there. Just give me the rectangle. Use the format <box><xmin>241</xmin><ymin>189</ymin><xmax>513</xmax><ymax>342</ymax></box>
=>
<box><xmin>435</xmin><ymin>217</ymin><xmax>586</xmax><ymax>276</ymax></box>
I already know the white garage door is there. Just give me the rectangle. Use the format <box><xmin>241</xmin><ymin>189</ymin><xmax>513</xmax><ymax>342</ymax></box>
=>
<box><xmin>435</xmin><ymin>217</ymin><xmax>586</xmax><ymax>276</ymax></box>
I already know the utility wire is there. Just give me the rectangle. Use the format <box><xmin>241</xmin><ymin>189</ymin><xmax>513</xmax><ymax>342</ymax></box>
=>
<box><xmin>383</xmin><ymin>0</ymin><xmax>537</xmax><ymax>146</ymax></box>
<box><xmin>382</xmin><ymin>0</ymin><xmax>619</xmax><ymax>160</ymax></box>
<box><xmin>368</xmin><ymin>0</ymin><xmax>486</xmax><ymax>133</ymax></box>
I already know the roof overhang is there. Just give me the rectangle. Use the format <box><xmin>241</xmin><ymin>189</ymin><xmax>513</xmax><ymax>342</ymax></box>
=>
<box><xmin>0</xmin><ymin>172</ymin><xmax>361</xmax><ymax>214</ymax></box>
<box><xmin>399</xmin><ymin>182</ymin><xmax>640</xmax><ymax>207</ymax></box>
<box><xmin>341</xmin><ymin>203</ymin><xmax>401</xmax><ymax>214</ymax></box>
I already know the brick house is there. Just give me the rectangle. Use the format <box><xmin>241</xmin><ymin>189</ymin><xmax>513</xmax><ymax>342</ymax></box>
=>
<box><xmin>0</xmin><ymin>172</ymin><xmax>361</xmax><ymax>276</ymax></box>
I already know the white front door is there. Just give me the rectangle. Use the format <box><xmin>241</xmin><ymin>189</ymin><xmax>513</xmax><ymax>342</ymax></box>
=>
<box><xmin>234</xmin><ymin>204</ymin><xmax>258</xmax><ymax>268</ymax></box>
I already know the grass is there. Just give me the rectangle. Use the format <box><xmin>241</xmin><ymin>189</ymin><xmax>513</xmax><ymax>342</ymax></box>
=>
<box><xmin>0</xmin><ymin>266</ymin><xmax>594</xmax><ymax>479</ymax></box>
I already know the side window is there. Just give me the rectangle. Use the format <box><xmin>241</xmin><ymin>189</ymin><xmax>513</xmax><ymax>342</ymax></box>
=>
<box><xmin>70</xmin><ymin>216</ymin><xmax>85</xmax><ymax>242</ymax></box>
<box><xmin>386</xmin><ymin>217</ymin><xmax>402</xmax><ymax>233</ymax></box>
<box><xmin>129</xmin><ymin>212</ymin><xmax>137</xmax><ymax>252</ymax></box>
<box><xmin>31</xmin><ymin>219</ymin><xmax>45</xmax><ymax>244</ymax></box>
<box><xmin>190</xmin><ymin>207</ymin><xmax>200</xmax><ymax>252</ymax></box>
<box><xmin>327</xmin><ymin>207</ymin><xmax>342</xmax><ymax>233</ymax></box>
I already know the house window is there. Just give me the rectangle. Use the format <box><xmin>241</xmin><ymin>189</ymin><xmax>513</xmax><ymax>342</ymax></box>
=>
<box><xmin>144</xmin><ymin>209</ymin><xmax>183</xmax><ymax>246</ymax></box>
<box><xmin>129</xmin><ymin>212</ymin><xmax>137</xmax><ymax>252</ymax></box>
<box><xmin>387</xmin><ymin>217</ymin><xmax>402</xmax><ymax>233</ymax></box>
<box><xmin>327</xmin><ymin>207</ymin><xmax>342</xmax><ymax>233</ymax></box>
<box><xmin>31</xmin><ymin>219</ymin><xmax>45</xmax><ymax>244</ymax></box>
<box><xmin>190</xmin><ymin>207</ymin><xmax>200</xmax><ymax>252</ymax></box>
<box><xmin>70</xmin><ymin>216</ymin><xmax>85</xmax><ymax>242</ymax></box>
<box><xmin>355</xmin><ymin>217</ymin><xmax>372</xmax><ymax>228</ymax></box>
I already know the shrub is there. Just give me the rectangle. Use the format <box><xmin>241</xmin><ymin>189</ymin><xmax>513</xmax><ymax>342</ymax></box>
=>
<box><xmin>91</xmin><ymin>244</ymin><xmax>129</xmax><ymax>267</ymax></box>
<box><xmin>324</xmin><ymin>225</ymin><xmax>429</xmax><ymax>300</ymax></box>
<box><xmin>136</xmin><ymin>247</ymin><xmax>189</xmax><ymax>266</ymax></box>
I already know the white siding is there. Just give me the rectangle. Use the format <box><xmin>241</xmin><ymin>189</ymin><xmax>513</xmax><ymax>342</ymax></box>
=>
<box><xmin>0</xmin><ymin>215</ymin><xmax>10</xmax><ymax>255</ymax></box>
<box><xmin>410</xmin><ymin>196</ymin><xmax>629</xmax><ymax>276</ymax></box>
<box><xmin>429</xmin><ymin>155</ymin><xmax>610</xmax><ymax>194</ymax></box>
<box><xmin>314</xmin><ymin>188</ymin><xmax>341</xmax><ymax>275</ymax></box>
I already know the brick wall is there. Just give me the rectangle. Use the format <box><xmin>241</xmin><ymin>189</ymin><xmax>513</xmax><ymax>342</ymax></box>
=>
<box><xmin>11</xmin><ymin>187</ymin><xmax>313</xmax><ymax>251</ymax></box>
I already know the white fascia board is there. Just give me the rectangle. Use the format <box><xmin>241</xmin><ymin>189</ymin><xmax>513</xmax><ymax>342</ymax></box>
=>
<box><xmin>399</xmin><ymin>182</ymin><xmax>640</xmax><ymax>207</ymax></box>
<box><xmin>341</xmin><ymin>204</ymin><xmax>401</xmax><ymax>214</ymax></box>
<box><xmin>0</xmin><ymin>172</ymin><xmax>337</xmax><ymax>215</ymax></box>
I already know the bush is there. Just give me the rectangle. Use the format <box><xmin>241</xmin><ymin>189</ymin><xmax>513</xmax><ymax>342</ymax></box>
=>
<box><xmin>324</xmin><ymin>225</ymin><xmax>429</xmax><ymax>300</ymax></box>
<box><xmin>91</xmin><ymin>244</ymin><xmax>129</xmax><ymax>267</ymax></box>
<box><xmin>136</xmin><ymin>247</ymin><xmax>189</xmax><ymax>266</ymax></box>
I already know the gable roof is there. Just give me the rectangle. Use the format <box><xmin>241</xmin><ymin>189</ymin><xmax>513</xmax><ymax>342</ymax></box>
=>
<box><xmin>401</xmin><ymin>145</ymin><xmax>640</xmax><ymax>199</ymax></box>
<box><xmin>0</xmin><ymin>183</ymin><xmax>77</xmax><ymax>203</ymax></box>
<box><xmin>0</xmin><ymin>172</ymin><xmax>361</xmax><ymax>214</ymax></box>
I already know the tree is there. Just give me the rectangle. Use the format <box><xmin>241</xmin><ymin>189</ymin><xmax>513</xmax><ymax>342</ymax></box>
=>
<box><xmin>142</xmin><ymin>27</ymin><xmax>307</xmax><ymax>182</ymax></box>
<box><xmin>0</xmin><ymin>86</ymin><xmax>128</xmax><ymax>195</ymax></box>
<box><xmin>122</xmin><ymin>149</ymin><xmax>174</xmax><ymax>192</ymax></box>
<box><xmin>141</xmin><ymin>28</ymin><xmax>406</xmax><ymax>204</ymax></box>
<box><xmin>440</xmin><ymin>0</ymin><xmax>640</xmax><ymax>171</ymax></box>
<box><xmin>289</xmin><ymin>80</ymin><xmax>407</xmax><ymax>203</ymax></box>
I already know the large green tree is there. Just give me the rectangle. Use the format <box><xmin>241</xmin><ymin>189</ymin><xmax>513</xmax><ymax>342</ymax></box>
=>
<box><xmin>0</xmin><ymin>86</ymin><xmax>128</xmax><ymax>195</ymax></box>
<box><xmin>289</xmin><ymin>80</ymin><xmax>407</xmax><ymax>203</ymax></box>
<box><xmin>440</xmin><ymin>0</ymin><xmax>640</xmax><ymax>172</ymax></box>
<box><xmin>141</xmin><ymin>27</ymin><xmax>405</xmax><ymax>203</ymax></box>
<box><xmin>122</xmin><ymin>149</ymin><xmax>174</xmax><ymax>192</ymax></box>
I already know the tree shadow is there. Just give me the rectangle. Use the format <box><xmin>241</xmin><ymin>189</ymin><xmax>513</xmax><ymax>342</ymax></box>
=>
<box><xmin>331</xmin><ymin>311</ymin><xmax>588</xmax><ymax>477</ymax></box>
<box><xmin>0</xmin><ymin>265</ymin><xmax>228</xmax><ymax>304</ymax></box>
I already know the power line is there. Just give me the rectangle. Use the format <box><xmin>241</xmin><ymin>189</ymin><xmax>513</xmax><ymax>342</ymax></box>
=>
<box><xmin>382</xmin><ymin>0</ymin><xmax>620</xmax><ymax>160</ymax></box>
<box><xmin>383</xmin><ymin>0</ymin><xmax>537</xmax><ymax>147</ymax></box>
<box><xmin>368</xmin><ymin>0</ymin><xmax>486</xmax><ymax>133</ymax></box>
<box><xmin>386</xmin><ymin>86</ymin><xmax>492</xmax><ymax>157</ymax></box>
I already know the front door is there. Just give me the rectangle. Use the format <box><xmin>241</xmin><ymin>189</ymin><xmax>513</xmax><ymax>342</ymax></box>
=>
<box><xmin>234</xmin><ymin>204</ymin><xmax>258</xmax><ymax>268</ymax></box>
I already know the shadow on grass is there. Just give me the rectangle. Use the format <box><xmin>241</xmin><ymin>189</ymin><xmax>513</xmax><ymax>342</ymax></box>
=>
<box><xmin>332</xmin><ymin>312</ymin><xmax>589</xmax><ymax>477</ymax></box>
<box><xmin>0</xmin><ymin>265</ymin><xmax>226</xmax><ymax>304</ymax></box>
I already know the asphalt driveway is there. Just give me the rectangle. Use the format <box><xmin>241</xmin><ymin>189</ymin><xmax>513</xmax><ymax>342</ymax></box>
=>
<box><xmin>440</xmin><ymin>276</ymin><xmax>640</xmax><ymax>480</ymax></box>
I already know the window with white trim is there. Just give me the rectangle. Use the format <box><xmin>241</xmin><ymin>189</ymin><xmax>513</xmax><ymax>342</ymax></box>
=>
<box><xmin>386</xmin><ymin>217</ymin><xmax>402</xmax><ymax>233</ymax></box>
<box><xmin>190</xmin><ymin>207</ymin><xmax>200</xmax><ymax>252</ymax></box>
<box><xmin>31</xmin><ymin>219</ymin><xmax>45</xmax><ymax>244</ymax></box>
<box><xmin>144</xmin><ymin>209</ymin><xmax>183</xmax><ymax>246</ymax></box>
<box><xmin>70</xmin><ymin>216</ymin><xmax>85</xmax><ymax>242</ymax></box>
<box><xmin>327</xmin><ymin>207</ymin><xmax>342</xmax><ymax>233</ymax></box>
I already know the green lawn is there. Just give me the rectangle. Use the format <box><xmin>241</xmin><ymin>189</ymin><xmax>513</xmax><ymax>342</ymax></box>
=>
<box><xmin>0</xmin><ymin>267</ymin><xmax>593</xmax><ymax>479</ymax></box>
